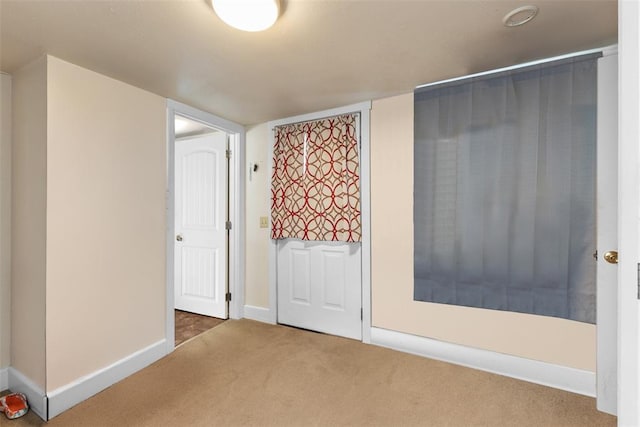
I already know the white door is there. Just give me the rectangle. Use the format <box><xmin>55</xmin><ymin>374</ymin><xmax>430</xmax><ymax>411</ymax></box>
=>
<box><xmin>174</xmin><ymin>132</ymin><xmax>228</xmax><ymax>318</ymax></box>
<box><xmin>596</xmin><ymin>53</ymin><xmax>617</xmax><ymax>415</ymax></box>
<box><xmin>277</xmin><ymin>240</ymin><xmax>362</xmax><ymax>340</ymax></box>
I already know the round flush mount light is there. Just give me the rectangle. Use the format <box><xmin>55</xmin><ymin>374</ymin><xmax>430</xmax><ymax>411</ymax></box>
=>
<box><xmin>503</xmin><ymin>5</ymin><xmax>539</xmax><ymax>27</ymax></box>
<box><xmin>212</xmin><ymin>0</ymin><xmax>280</xmax><ymax>32</ymax></box>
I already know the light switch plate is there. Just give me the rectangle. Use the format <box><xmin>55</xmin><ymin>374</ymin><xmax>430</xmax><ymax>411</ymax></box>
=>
<box><xmin>260</xmin><ymin>216</ymin><xmax>268</xmax><ymax>228</ymax></box>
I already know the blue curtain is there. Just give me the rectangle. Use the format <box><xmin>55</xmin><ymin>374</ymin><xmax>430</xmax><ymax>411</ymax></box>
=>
<box><xmin>413</xmin><ymin>54</ymin><xmax>599</xmax><ymax>323</ymax></box>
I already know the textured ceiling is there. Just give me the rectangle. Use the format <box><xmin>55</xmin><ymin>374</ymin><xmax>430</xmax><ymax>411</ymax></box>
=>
<box><xmin>0</xmin><ymin>0</ymin><xmax>617</xmax><ymax>125</ymax></box>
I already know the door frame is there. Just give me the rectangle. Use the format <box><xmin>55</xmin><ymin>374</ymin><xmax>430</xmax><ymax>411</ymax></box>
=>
<box><xmin>266</xmin><ymin>101</ymin><xmax>372</xmax><ymax>343</ymax></box>
<box><xmin>617</xmin><ymin>1</ymin><xmax>640</xmax><ymax>423</ymax></box>
<box><xmin>165</xmin><ymin>99</ymin><xmax>245</xmax><ymax>354</ymax></box>
<box><xmin>596</xmin><ymin>48</ymin><xmax>618</xmax><ymax>415</ymax></box>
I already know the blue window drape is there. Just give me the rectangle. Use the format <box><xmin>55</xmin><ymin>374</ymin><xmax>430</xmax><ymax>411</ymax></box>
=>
<box><xmin>413</xmin><ymin>54</ymin><xmax>600</xmax><ymax>323</ymax></box>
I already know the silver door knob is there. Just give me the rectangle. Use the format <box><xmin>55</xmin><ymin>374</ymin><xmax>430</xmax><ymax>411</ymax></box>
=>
<box><xmin>176</xmin><ymin>234</ymin><xmax>183</xmax><ymax>242</ymax></box>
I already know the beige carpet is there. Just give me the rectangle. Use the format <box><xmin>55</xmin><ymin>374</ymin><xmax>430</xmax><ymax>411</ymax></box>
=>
<box><xmin>9</xmin><ymin>320</ymin><xmax>615</xmax><ymax>426</ymax></box>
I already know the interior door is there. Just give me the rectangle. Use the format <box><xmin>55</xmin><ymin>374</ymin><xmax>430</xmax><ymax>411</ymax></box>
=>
<box><xmin>596</xmin><ymin>53</ymin><xmax>618</xmax><ymax>415</ymax></box>
<box><xmin>174</xmin><ymin>132</ymin><xmax>228</xmax><ymax>319</ymax></box>
<box><xmin>277</xmin><ymin>240</ymin><xmax>362</xmax><ymax>340</ymax></box>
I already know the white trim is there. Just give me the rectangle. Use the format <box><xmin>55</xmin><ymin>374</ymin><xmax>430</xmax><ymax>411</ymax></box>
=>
<box><xmin>371</xmin><ymin>327</ymin><xmax>596</xmax><ymax>397</ymax></box>
<box><xmin>165</xmin><ymin>105</ymin><xmax>176</xmax><ymax>355</ymax></box>
<box><xmin>601</xmin><ymin>45</ymin><xmax>618</xmax><ymax>58</ymax></box>
<box><xmin>266</xmin><ymin>101</ymin><xmax>372</xmax><ymax>341</ymax></box>
<box><xmin>266</xmin><ymin>123</ymin><xmax>278</xmax><ymax>325</ymax></box>
<box><xmin>268</xmin><ymin>101</ymin><xmax>372</xmax><ymax>129</ymax></box>
<box><xmin>0</xmin><ymin>367</ymin><xmax>8</xmax><ymax>390</ymax></box>
<box><xmin>617</xmin><ymin>1</ymin><xmax>640</xmax><ymax>424</ymax></box>
<box><xmin>47</xmin><ymin>339</ymin><xmax>166</xmax><ymax>419</ymax></box>
<box><xmin>229</xmin><ymin>132</ymin><xmax>246</xmax><ymax>320</ymax></box>
<box><xmin>416</xmin><ymin>45</ymin><xmax>617</xmax><ymax>90</ymax></box>
<box><xmin>596</xmin><ymin>52</ymin><xmax>619</xmax><ymax>416</ymax></box>
<box><xmin>8</xmin><ymin>367</ymin><xmax>47</xmax><ymax>420</ymax></box>
<box><xmin>165</xmin><ymin>100</ymin><xmax>246</xmax><ymax>354</ymax></box>
<box><xmin>167</xmin><ymin>100</ymin><xmax>244</xmax><ymax>134</ymax></box>
<box><xmin>359</xmin><ymin>105</ymin><xmax>372</xmax><ymax>344</ymax></box>
<box><xmin>243</xmin><ymin>305</ymin><xmax>275</xmax><ymax>324</ymax></box>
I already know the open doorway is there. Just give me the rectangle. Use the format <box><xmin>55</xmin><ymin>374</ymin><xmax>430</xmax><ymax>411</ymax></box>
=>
<box><xmin>173</xmin><ymin>115</ymin><xmax>228</xmax><ymax>345</ymax></box>
<box><xmin>166</xmin><ymin>100</ymin><xmax>245</xmax><ymax>351</ymax></box>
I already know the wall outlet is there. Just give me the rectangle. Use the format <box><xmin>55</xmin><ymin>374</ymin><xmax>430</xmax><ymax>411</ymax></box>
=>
<box><xmin>260</xmin><ymin>216</ymin><xmax>268</xmax><ymax>228</ymax></box>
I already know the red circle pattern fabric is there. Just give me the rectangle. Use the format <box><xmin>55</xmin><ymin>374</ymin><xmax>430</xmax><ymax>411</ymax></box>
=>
<box><xmin>271</xmin><ymin>114</ymin><xmax>361</xmax><ymax>242</ymax></box>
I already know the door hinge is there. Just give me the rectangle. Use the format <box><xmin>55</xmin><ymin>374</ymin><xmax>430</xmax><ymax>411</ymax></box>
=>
<box><xmin>361</xmin><ymin>308</ymin><xmax>363</xmax><ymax>320</ymax></box>
<box><xmin>225</xmin><ymin>149</ymin><xmax>232</xmax><ymax>159</ymax></box>
<box><xmin>225</xmin><ymin>220</ymin><xmax>232</xmax><ymax>230</ymax></box>
<box><xmin>225</xmin><ymin>292</ymin><xmax>232</xmax><ymax>302</ymax></box>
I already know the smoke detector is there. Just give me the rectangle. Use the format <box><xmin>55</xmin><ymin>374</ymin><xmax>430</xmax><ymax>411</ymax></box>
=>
<box><xmin>503</xmin><ymin>5</ymin><xmax>539</xmax><ymax>27</ymax></box>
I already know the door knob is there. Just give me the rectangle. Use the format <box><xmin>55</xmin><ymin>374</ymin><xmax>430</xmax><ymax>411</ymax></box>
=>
<box><xmin>176</xmin><ymin>234</ymin><xmax>183</xmax><ymax>242</ymax></box>
<box><xmin>604</xmin><ymin>250</ymin><xmax>618</xmax><ymax>264</ymax></box>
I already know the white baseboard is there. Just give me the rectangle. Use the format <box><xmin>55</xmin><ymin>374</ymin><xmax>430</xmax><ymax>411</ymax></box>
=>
<box><xmin>243</xmin><ymin>305</ymin><xmax>275</xmax><ymax>324</ymax></box>
<box><xmin>0</xmin><ymin>367</ymin><xmax>7</xmax><ymax>390</ymax></box>
<box><xmin>8</xmin><ymin>367</ymin><xmax>48</xmax><ymax>420</ymax></box>
<box><xmin>370</xmin><ymin>327</ymin><xmax>596</xmax><ymax>397</ymax></box>
<box><xmin>47</xmin><ymin>339</ymin><xmax>167</xmax><ymax>419</ymax></box>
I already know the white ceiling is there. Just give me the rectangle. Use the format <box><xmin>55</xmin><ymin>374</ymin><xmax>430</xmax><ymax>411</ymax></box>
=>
<box><xmin>0</xmin><ymin>0</ymin><xmax>617</xmax><ymax>126</ymax></box>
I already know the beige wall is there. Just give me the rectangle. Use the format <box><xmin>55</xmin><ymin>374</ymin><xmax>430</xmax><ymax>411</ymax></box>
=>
<box><xmin>0</xmin><ymin>73</ymin><xmax>12</xmax><ymax>370</ymax></box>
<box><xmin>242</xmin><ymin>94</ymin><xmax>594</xmax><ymax>370</ymax></box>
<box><xmin>45</xmin><ymin>56</ymin><xmax>167</xmax><ymax>391</ymax></box>
<box><xmin>244</xmin><ymin>124</ymin><xmax>270</xmax><ymax>308</ymax></box>
<box><xmin>370</xmin><ymin>93</ymin><xmax>596</xmax><ymax>371</ymax></box>
<box><xmin>11</xmin><ymin>57</ymin><xmax>48</xmax><ymax>389</ymax></box>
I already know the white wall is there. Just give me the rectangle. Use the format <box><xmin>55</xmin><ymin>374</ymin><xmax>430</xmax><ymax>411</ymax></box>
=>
<box><xmin>8</xmin><ymin>54</ymin><xmax>167</xmax><ymax>400</ymax></box>
<box><xmin>0</xmin><ymin>72</ymin><xmax>12</xmax><ymax>374</ymax></box>
<box><xmin>244</xmin><ymin>93</ymin><xmax>595</xmax><ymax>371</ymax></box>
<box><xmin>45</xmin><ymin>56</ymin><xmax>167</xmax><ymax>391</ymax></box>
<box><xmin>11</xmin><ymin>57</ymin><xmax>48</xmax><ymax>390</ymax></box>
<box><xmin>244</xmin><ymin>124</ymin><xmax>270</xmax><ymax>308</ymax></box>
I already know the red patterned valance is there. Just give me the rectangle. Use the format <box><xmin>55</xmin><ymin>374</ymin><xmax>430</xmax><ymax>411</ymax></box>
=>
<box><xmin>271</xmin><ymin>114</ymin><xmax>361</xmax><ymax>242</ymax></box>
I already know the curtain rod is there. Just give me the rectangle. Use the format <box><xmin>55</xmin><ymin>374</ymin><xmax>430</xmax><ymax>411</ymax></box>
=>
<box><xmin>415</xmin><ymin>45</ymin><xmax>616</xmax><ymax>91</ymax></box>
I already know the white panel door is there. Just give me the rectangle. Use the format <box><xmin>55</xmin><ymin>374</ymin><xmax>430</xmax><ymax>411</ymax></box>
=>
<box><xmin>596</xmin><ymin>54</ymin><xmax>618</xmax><ymax>415</ymax></box>
<box><xmin>277</xmin><ymin>240</ymin><xmax>362</xmax><ymax>340</ymax></box>
<box><xmin>175</xmin><ymin>132</ymin><xmax>228</xmax><ymax>318</ymax></box>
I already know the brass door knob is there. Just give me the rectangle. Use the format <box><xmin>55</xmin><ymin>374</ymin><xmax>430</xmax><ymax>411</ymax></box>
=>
<box><xmin>176</xmin><ymin>234</ymin><xmax>183</xmax><ymax>242</ymax></box>
<box><xmin>604</xmin><ymin>250</ymin><xmax>618</xmax><ymax>264</ymax></box>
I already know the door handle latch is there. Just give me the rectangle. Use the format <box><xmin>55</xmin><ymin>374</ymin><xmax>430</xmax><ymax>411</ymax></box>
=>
<box><xmin>176</xmin><ymin>234</ymin><xmax>183</xmax><ymax>242</ymax></box>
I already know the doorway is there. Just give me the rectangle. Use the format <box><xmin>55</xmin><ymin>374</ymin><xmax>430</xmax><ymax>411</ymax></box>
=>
<box><xmin>174</xmin><ymin>120</ymin><xmax>228</xmax><ymax>319</ymax></box>
<box><xmin>166</xmin><ymin>100</ymin><xmax>245</xmax><ymax>352</ymax></box>
<box><xmin>267</xmin><ymin>101</ymin><xmax>372</xmax><ymax>342</ymax></box>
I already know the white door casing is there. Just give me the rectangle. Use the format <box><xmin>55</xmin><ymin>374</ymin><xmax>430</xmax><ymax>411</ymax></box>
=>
<box><xmin>617</xmin><ymin>2</ymin><xmax>640</xmax><ymax>423</ymax></box>
<box><xmin>277</xmin><ymin>240</ymin><xmax>362</xmax><ymax>340</ymax></box>
<box><xmin>596</xmin><ymin>51</ymin><xmax>618</xmax><ymax>415</ymax></box>
<box><xmin>174</xmin><ymin>132</ymin><xmax>228</xmax><ymax>318</ymax></box>
<box><xmin>166</xmin><ymin>99</ymin><xmax>245</xmax><ymax>355</ymax></box>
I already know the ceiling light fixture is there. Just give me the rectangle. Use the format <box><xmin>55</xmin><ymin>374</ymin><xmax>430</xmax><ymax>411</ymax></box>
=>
<box><xmin>212</xmin><ymin>0</ymin><xmax>280</xmax><ymax>32</ymax></box>
<box><xmin>503</xmin><ymin>5</ymin><xmax>539</xmax><ymax>27</ymax></box>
